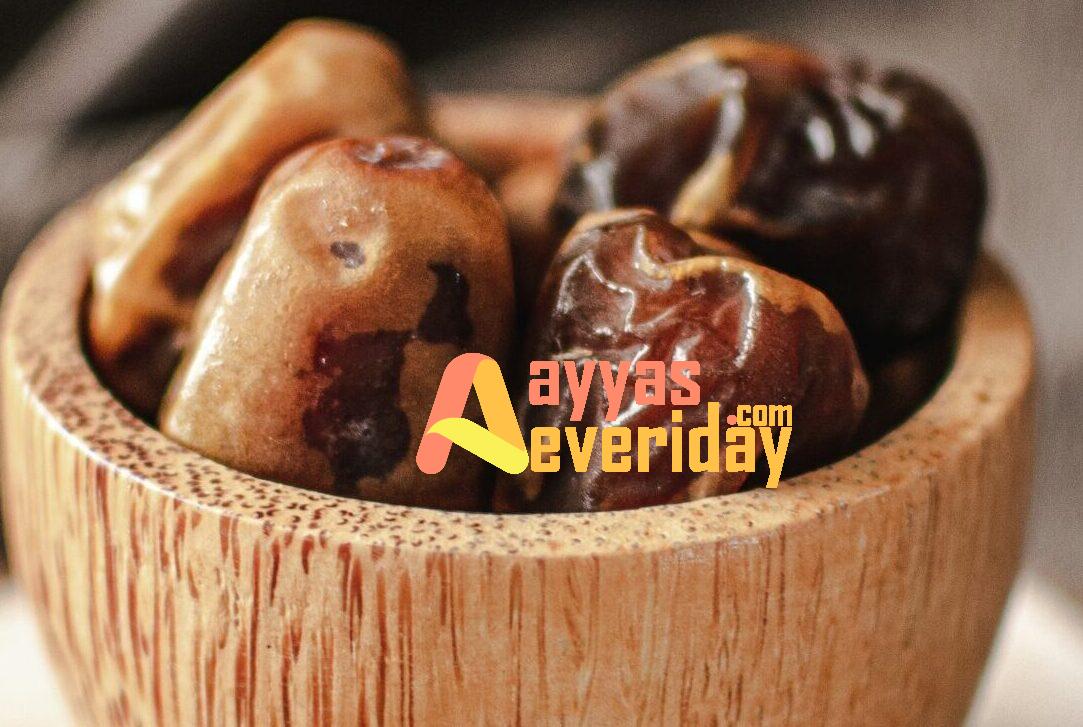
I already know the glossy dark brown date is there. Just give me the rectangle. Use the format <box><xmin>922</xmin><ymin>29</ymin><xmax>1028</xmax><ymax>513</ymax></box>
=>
<box><xmin>555</xmin><ymin>36</ymin><xmax>985</xmax><ymax>358</ymax></box>
<box><xmin>495</xmin><ymin>209</ymin><xmax>869</xmax><ymax>512</ymax></box>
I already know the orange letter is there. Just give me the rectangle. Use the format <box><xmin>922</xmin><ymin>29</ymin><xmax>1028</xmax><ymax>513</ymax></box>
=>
<box><xmin>563</xmin><ymin>360</ymin><xmax>597</xmax><ymax>422</ymax></box>
<box><xmin>670</xmin><ymin>361</ymin><xmax>700</xmax><ymax>405</ymax></box>
<box><xmin>598</xmin><ymin>360</ymin><xmax>631</xmax><ymax>421</ymax></box>
<box><xmin>528</xmin><ymin>360</ymin><xmax>559</xmax><ymax>405</ymax></box>
<box><xmin>634</xmin><ymin>360</ymin><xmax>666</xmax><ymax>405</ymax></box>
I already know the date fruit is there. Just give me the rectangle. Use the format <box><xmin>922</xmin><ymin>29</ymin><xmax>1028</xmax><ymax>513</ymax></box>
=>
<box><xmin>555</xmin><ymin>35</ymin><xmax>986</xmax><ymax>358</ymax></box>
<box><xmin>88</xmin><ymin>19</ymin><xmax>422</xmax><ymax>415</ymax></box>
<box><xmin>495</xmin><ymin>209</ymin><xmax>868</xmax><ymax>512</ymax></box>
<box><xmin>160</xmin><ymin>137</ymin><xmax>513</xmax><ymax>510</ymax></box>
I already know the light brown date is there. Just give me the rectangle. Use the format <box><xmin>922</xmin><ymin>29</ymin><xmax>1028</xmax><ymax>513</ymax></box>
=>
<box><xmin>88</xmin><ymin>19</ymin><xmax>422</xmax><ymax>415</ymax></box>
<box><xmin>160</xmin><ymin>137</ymin><xmax>513</xmax><ymax>510</ymax></box>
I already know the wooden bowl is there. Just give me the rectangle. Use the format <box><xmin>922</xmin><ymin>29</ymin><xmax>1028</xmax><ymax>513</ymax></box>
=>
<box><xmin>0</xmin><ymin>204</ymin><xmax>1034</xmax><ymax>725</ymax></box>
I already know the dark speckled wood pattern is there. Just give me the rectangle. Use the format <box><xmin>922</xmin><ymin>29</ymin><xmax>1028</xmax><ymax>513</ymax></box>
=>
<box><xmin>1</xmin><ymin>203</ymin><xmax>1033</xmax><ymax>725</ymax></box>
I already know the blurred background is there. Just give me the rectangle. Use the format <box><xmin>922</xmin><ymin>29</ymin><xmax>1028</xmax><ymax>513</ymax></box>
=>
<box><xmin>0</xmin><ymin>0</ymin><xmax>1081</xmax><ymax>724</ymax></box>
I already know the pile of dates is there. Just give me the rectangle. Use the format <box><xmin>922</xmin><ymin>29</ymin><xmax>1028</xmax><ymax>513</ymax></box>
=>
<box><xmin>85</xmin><ymin>20</ymin><xmax>985</xmax><ymax>512</ymax></box>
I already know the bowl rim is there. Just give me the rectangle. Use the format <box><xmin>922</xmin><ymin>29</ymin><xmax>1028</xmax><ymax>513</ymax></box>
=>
<box><xmin>0</xmin><ymin>206</ymin><xmax>1034</xmax><ymax>559</ymax></box>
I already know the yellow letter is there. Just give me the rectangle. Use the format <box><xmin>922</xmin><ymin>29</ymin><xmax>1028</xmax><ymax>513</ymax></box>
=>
<box><xmin>670</xmin><ymin>409</ymin><xmax>684</xmax><ymax>472</ymax></box>
<box><xmin>760</xmin><ymin>427</ymin><xmax>792</xmax><ymax>488</ymax></box>
<box><xmin>768</xmin><ymin>404</ymin><xmax>792</xmax><ymax>427</ymax></box>
<box><xmin>601</xmin><ymin>427</ymin><xmax>632</xmax><ymax>472</ymax></box>
<box><xmin>725</xmin><ymin>426</ymin><xmax>756</xmax><ymax>473</ymax></box>
<box><xmin>688</xmin><ymin>402</ymin><xmax>720</xmax><ymax>473</ymax></box>
<box><xmin>637</xmin><ymin>427</ymin><xmax>667</xmax><ymax>473</ymax></box>
<box><xmin>564</xmin><ymin>427</ymin><xmax>598</xmax><ymax>472</ymax></box>
<box><xmin>530</xmin><ymin>427</ymin><xmax>561</xmax><ymax>472</ymax></box>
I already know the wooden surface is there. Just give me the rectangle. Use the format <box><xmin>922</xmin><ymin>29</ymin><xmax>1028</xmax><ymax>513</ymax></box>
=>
<box><xmin>0</xmin><ymin>207</ymin><xmax>1034</xmax><ymax>724</ymax></box>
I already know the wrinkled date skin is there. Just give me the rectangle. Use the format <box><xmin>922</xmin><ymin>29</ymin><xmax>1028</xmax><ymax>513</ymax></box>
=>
<box><xmin>160</xmin><ymin>137</ymin><xmax>513</xmax><ymax>510</ymax></box>
<box><xmin>555</xmin><ymin>35</ymin><xmax>986</xmax><ymax>358</ymax></box>
<box><xmin>87</xmin><ymin>19</ymin><xmax>422</xmax><ymax>417</ymax></box>
<box><xmin>495</xmin><ymin>209</ymin><xmax>868</xmax><ymax>513</ymax></box>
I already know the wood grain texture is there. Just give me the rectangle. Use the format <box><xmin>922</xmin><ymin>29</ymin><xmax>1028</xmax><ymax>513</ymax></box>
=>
<box><xmin>0</xmin><ymin>206</ymin><xmax>1034</xmax><ymax>726</ymax></box>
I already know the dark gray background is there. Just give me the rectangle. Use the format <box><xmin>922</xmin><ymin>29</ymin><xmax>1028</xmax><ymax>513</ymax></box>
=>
<box><xmin>0</xmin><ymin>0</ymin><xmax>1080</xmax><ymax>605</ymax></box>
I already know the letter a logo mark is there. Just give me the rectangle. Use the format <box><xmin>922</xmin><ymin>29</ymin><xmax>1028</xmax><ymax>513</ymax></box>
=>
<box><xmin>416</xmin><ymin>353</ymin><xmax>529</xmax><ymax>475</ymax></box>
